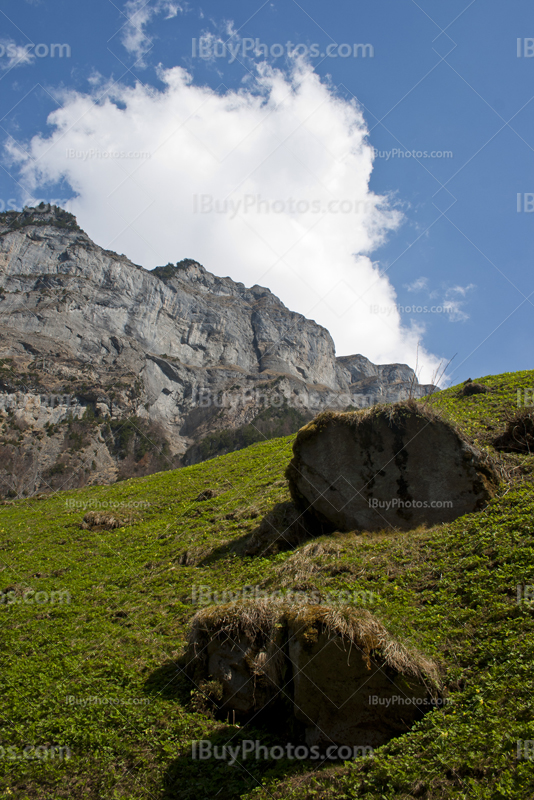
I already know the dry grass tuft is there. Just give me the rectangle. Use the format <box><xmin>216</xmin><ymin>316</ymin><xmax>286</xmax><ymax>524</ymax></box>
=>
<box><xmin>458</xmin><ymin>381</ymin><xmax>489</xmax><ymax>397</ymax></box>
<box><xmin>194</xmin><ymin>488</ymin><xmax>219</xmax><ymax>502</ymax></box>
<box><xmin>293</xmin><ymin>399</ymin><xmax>450</xmax><ymax>443</ymax></box>
<box><xmin>494</xmin><ymin>409</ymin><xmax>534</xmax><ymax>455</ymax></box>
<box><xmin>285</xmin><ymin>604</ymin><xmax>439</xmax><ymax>685</ymax></box>
<box><xmin>273</xmin><ymin>540</ymin><xmax>343</xmax><ymax>587</ymax></box>
<box><xmin>186</xmin><ymin>601</ymin><xmax>287</xmax><ymax>688</ymax></box>
<box><xmin>249</xmin><ymin>640</ymin><xmax>286</xmax><ymax>688</ymax></box>
<box><xmin>187</xmin><ymin>600</ymin><xmax>440</xmax><ymax>691</ymax></box>
<box><xmin>188</xmin><ymin>600</ymin><xmax>280</xmax><ymax>650</ymax></box>
<box><xmin>80</xmin><ymin>511</ymin><xmax>131</xmax><ymax>530</ymax></box>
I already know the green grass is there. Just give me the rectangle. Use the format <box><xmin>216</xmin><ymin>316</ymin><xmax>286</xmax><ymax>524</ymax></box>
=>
<box><xmin>424</xmin><ymin>369</ymin><xmax>534</xmax><ymax>449</ymax></box>
<box><xmin>1</xmin><ymin>370</ymin><xmax>534</xmax><ymax>798</ymax></box>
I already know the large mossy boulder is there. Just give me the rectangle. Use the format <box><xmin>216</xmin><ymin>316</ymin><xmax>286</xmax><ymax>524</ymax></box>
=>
<box><xmin>185</xmin><ymin>602</ymin><xmax>440</xmax><ymax>749</ymax></box>
<box><xmin>286</xmin><ymin>401</ymin><xmax>498</xmax><ymax>532</ymax></box>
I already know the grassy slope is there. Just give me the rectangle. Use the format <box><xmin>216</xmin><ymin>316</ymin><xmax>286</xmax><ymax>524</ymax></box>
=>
<box><xmin>1</xmin><ymin>370</ymin><xmax>534</xmax><ymax>799</ymax></box>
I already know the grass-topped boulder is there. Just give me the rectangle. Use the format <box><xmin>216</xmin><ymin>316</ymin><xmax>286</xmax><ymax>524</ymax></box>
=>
<box><xmin>185</xmin><ymin>601</ymin><xmax>440</xmax><ymax>749</ymax></box>
<box><xmin>186</xmin><ymin>602</ymin><xmax>284</xmax><ymax>717</ymax></box>
<box><xmin>286</xmin><ymin>400</ymin><xmax>499</xmax><ymax>532</ymax></box>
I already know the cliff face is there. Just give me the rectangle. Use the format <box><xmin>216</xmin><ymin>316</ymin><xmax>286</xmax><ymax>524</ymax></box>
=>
<box><xmin>0</xmin><ymin>206</ymin><xmax>435</xmax><ymax>497</ymax></box>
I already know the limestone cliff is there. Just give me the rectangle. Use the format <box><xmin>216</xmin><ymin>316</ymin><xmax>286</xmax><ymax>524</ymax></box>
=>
<box><xmin>0</xmin><ymin>205</ymin><xmax>435</xmax><ymax>497</ymax></box>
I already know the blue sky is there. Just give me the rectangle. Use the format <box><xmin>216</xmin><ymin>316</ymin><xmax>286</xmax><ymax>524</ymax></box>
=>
<box><xmin>0</xmin><ymin>0</ymin><xmax>532</xmax><ymax>385</ymax></box>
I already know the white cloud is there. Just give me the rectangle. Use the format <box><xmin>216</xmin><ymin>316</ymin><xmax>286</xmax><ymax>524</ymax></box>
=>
<box><xmin>442</xmin><ymin>283</ymin><xmax>475</xmax><ymax>322</ymax></box>
<box><xmin>447</xmin><ymin>283</ymin><xmax>475</xmax><ymax>297</ymax></box>
<box><xmin>121</xmin><ymin>0</ymin><xmax>183</xmax><ymax>64</ymax></box>
<box><xmin>442</xmin><ymin>300</ymin><xmax>469</xmax><ymax>322</ymax></box>
<box><xmin>0</xmin><ymin>40</ymin><xmax>35</xmax><ymax>70</ymax></box>
<box><xmin>404</xmin><ymin>276</ymin><xmax>428</xmax><ymax>293</ymax></box>
<box><xmin>404</xmin><ymin>279</ymin><xmax>474</xmax><ymax>323</ymax></box>
<box><xmin>164</xmin><ymin>4</ymin><xmax>180</xmax><ymax>19</ymax></box>
<box><xmin>7</xmin><ymin>60</ymin><xmax>443</xmax><ymax>382</ymax></box>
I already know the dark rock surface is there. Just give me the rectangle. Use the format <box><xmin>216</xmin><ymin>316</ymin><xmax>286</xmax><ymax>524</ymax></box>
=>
<box><xmin>186</xmin><ymin>602</ymin><xmax>440</xmax><ymax>749</ymax></box>
<box><xmin>286</xmin><ymin>402</ymin><xmax>499</xmax><ymax>532</ymax></box>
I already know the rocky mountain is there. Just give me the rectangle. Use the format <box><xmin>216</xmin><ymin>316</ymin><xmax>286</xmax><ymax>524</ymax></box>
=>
<box><xmin>0</xmin><ymin>205</ymin><xmax>436</xmax><ymax>497</ymax></box>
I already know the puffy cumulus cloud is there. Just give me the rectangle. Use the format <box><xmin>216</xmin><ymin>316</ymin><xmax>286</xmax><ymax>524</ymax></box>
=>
<box><xmin>121</xmin><ymin>0</ymin><xmax>182</xmax><ymax>63</ymax></box>
<box><xmin>7</xmin><ymin>61</ymin><xmax>443</xmax><ymax>382</ymax></box>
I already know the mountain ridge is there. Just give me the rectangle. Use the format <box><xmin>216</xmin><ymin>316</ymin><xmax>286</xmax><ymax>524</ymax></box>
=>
<box><xmin>0</xmin><ymin>205</ymin><xmax>435</xmax><ymax>497</ymax></box>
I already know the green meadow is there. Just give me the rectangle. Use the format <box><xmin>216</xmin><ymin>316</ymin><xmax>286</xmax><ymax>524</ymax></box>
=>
<box><xmin>1</xmin><ymin>370</ymin><xmax>534</xmax><ymax>799</ymax></box>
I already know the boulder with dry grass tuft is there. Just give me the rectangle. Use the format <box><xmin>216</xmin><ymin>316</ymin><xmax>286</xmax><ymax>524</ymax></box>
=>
<box><xmin>185</xmin><ymin>601</ymin><xmax>441</xmax><ymax>748</ymax></box>
<box><xmin>286</xmin><ymin>604</ymin><xmax>439</xmax><ymax>748</ymax></box>
<box><xmin>185</xmin><ymin>601</ymin><xmax>285</xmax><ymax>715</ymax></box>
<box><xmin>286</xmin><ymin>401</ymin><xmax>499</xmax><ymax>532</ymax></box>
<box><xmin>459</xmin><ymin>380</ymin><xmax>489</xmax><ymax>397</ymax></box>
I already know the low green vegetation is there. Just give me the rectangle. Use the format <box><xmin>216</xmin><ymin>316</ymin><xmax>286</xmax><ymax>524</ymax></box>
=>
<box><xmin>184</xmin><ymin>403</ymin><xmax>311</xmax><ymax>465</ymax></box>
<box><xmin>152</xmin><ymin>259</ymin><xmax>202</xmax><ymax>283</ymax></box>
<box><xmin>0</xmin><ymin>204</ymin><xmax>80</xmax><ymax>234</ymax></box>
<box><xmin>0</xmin><ymin>370</ymin><xmax>533</xmax><ymax>798</ymax></box>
